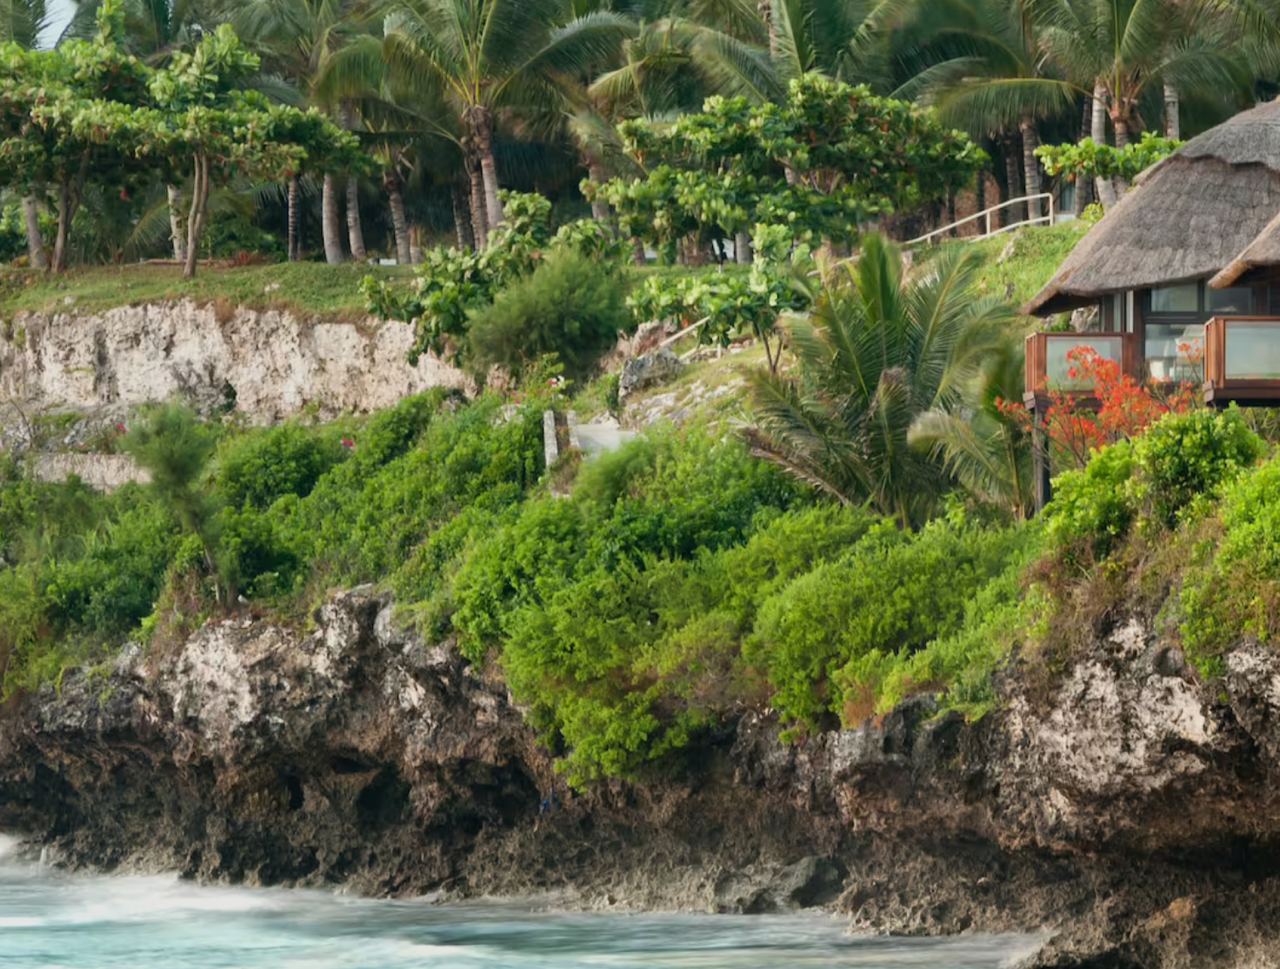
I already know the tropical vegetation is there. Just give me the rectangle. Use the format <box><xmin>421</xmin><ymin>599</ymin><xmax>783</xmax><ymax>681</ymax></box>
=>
<box><xmin>5</xmin><ymin>0</ymin><xmax>1280</xmax><ymax>792</ymax></box>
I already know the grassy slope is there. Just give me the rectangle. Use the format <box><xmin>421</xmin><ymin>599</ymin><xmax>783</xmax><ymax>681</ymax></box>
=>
<box><xmin>0</xmin><ymin>262</ymin><xmax>414</xmax><ymax>320</ymax></box>
<box><xmin>943</xmin><ymin>222</ymin><xmax>1087</xmax><ymax>309</ymax></box>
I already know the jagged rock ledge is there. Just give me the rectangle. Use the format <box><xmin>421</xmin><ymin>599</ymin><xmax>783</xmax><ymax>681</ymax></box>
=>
<box><xmin>5</xmin><ymin>590</ymin><xmax>1280</xmax><ymax>967</ymax></box>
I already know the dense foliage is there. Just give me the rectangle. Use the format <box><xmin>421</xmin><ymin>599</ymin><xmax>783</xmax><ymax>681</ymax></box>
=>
<box><xmin>0</xmin><ymin>0</ymin><xmax>358</xmax><ymax>276</ymax></box>
<box><xmin>361</xmin><ymin>192</ymin><xmax>632</xmax><ymax>368</ymax></box>
<box><xmin>590</xmin><ymin>76</ymin><xmax>985</xmax><ymax>261</ymax></box>
<box><xmin>1036</xmin><ymin>133</ymin><xmax>1182</xmax><ymax>185</ymax></box>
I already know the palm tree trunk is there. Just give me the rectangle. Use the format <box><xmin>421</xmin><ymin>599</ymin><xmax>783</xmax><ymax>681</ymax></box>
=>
<box><xmin>467</xmin><ymin>107</ymin><xmax>504</xmax><ymax>230</ymax></box>
<box><xmin>409</xmin><ymin>224</ymin><xmax>423</xmax><ymax>263</ymax></box>
<box><xmin>21</xmin><ymin>195</ymin><xmax>47</xmax><ymax>270</ymax></box>
<box><xmin>467</xmin><ymin>159</ymin><xmax>488</xmax><ymax>249</ymax></box>
<box><xmin>1112</xmin><ymin>114</ymin><xmax>1130</xmax><ymax>149</ymax></box>
<box><xmin>735</xmin><ymin>230</ymin><xmax>752</xmax><ymax>264</ymax></box>
<box><xmin>1091</xmin><ymin>81</ymin><xmax>1117</xmax><ymax>209</ymax></box>
<box><xmin>1074</xmin><ymin>97</ymin><xmax>1093</xmax><ymax>215</ymax></box>
<box><xmin>1163</xmin><ymin>81</ymin><xmax>1180</xmax><ymax>140</ymax></box>
<box><xmin>1002</xmin><ymin>135</ymin><xmax>1022</xmax><ymax>228</ymax></box>
<box><xmin>287</xmin><ymin>175</ymin><xmax>301</xmax><ymax>261</ymax></box>
<box><xmin>387</xmin><ymin>177</ymin><xmax>411</xmax><ymax>265</ymax></box>
<box><xmin>1090</xmin><ymin>82</ymin><xmax>1108</xmax><ymax>142</ymax></box>
<box><xmin>322</xmin><ymin>174</ymin><xmax>345</xmax><ymax>265</ymax></box>
<box><xmin>1019</xmin><ymin>113</ymin><xmax>1042</xmax><ymax>222</ymax></box>
<box><xmin>758</xmin><ymin>0</ymin><xmax>778</xmax><ymax>58</ymax></box>
<box><xmin>346</xmin><ymin>175</ymin><xmax>367</xmax><ymax>262</ymax></box>
<box><xmin>452</xmin><ymin>182</ymin><xmax>475</xmax><ymax>251</ymax></box>
<box><xmin>164</xmin><ymin>184</ymin><xmax>186</xmax><ymax>263</ymax></box>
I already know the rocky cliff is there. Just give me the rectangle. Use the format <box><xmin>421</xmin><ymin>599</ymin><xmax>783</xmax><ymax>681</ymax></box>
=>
<box><xmin>4</xmin><ymin>591</ymin><xmax>1280</xmax><ymax>967</ymax></box>
<box><xmin>0</xmin><ymin>301</ymin><xmax>465</xmax><ymax>423</ymax></box>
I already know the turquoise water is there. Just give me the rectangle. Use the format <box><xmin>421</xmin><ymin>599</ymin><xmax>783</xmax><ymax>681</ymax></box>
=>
<box><xmin>0</xmin><ymin>836</ymin><xmax>1041</xmax><ymax>968</ymax></box>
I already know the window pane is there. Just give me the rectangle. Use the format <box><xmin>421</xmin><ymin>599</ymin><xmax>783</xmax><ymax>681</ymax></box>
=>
<box><xmin>1225</xmin><ymin>322</ymin><xmax>1280</xmax><ymax>380</ymax></box>
<box><xmin>1045</xmin><ymin>336</ymin><xmax>1124</xmax><ymax>390</ymax></box>
<box><xmin>1208</xmin><ymin>287</ymin><xmax>1253</xmax><ymax>314</ymax></box>
<box><xmin>1146</xmin><ymin>322</ymin><xmax>1204</xmax><ymax>382</ymax></box>
<box><xmin>1150</xmin><ymin>283</ymin><xmax>1199</xmax><ymax>314</ymax></box>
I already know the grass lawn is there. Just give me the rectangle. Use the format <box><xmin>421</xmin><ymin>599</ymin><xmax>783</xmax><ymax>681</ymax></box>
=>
<box><xmin>0</xmin><ymin>261</ymin><xmax>415</xmax><ymax>320</ymax></box>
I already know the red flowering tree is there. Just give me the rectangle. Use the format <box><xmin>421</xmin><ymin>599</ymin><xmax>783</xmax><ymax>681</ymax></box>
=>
<box><xmin>999</xmin><ymin>345</ymin><xmax>1200</xmax><ymax>469</ymax></box>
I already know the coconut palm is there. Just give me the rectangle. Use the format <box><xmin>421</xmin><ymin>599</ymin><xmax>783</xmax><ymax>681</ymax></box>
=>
<box><xmin>383</xmin><ymin>0</ymin><xmax>632</xmax><ymax>246</ymax></box>
<box><xmin>762</xmin><ymin>0</ymin><xmax>915</xmax><ymax>88</ymax></box>
<box><xmin>234</xmin><ymin>0</ymin><xmax>385</xmax><ymax>263</ymax></box>
<box><xmin>744</xmin><ymin>234</ymin><xmax>1012</xmax><ymax>528</ymax></box>
<box><xmin>901</xmin><ymin>0</ymin><xmax>1077</xmax><ymax>221</ymax></box>
<box><xmin>909</xmin><ymin>340</ymin><xmax>1033</xmax><ymax>520</ymax></box>
<box><xmin>1040</xmin><ymin>0</ymin><xmax>1245</xmax><ymax>148</ymax></box>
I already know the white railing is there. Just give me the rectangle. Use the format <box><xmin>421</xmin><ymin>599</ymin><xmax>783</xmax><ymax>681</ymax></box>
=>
<box><xmin>904</xmin><ymin>193</ymin><xmax>1057</xmax><ymax>248</ymax></box>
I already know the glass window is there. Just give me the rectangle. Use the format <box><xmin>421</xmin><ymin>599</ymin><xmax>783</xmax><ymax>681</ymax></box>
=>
<box><xmin>1225</xmin><ymin>321</ymin><xmax>1280</xmax><ymax>380</ymax></box>
<box><xmin>1208</xmin><ymin>286</ymin><xmax>1254</xmax><ymax>314</ymax></box>
<box><xmin>1150</xmin><ymin>283</ymin><xmax>1200</xmax><ymax>314</ymax></box>
<box><xmin>1045</xmin><ymin>335</ymin><xmax>1125</xmax><ymax>390</ymax></box>
<box><xmin>1146</xmin><ymin>322</ymin><xmax>1205</xmax><ymax>383</ymax></box>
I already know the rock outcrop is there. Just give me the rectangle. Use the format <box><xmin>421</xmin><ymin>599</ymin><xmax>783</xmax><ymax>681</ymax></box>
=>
<box><xmin>6</xmin><ymin>593</ymin><xmax>1280</xmax><ymax>967</ymax></box>
<box><xmin>0</xmin><ymin>301</ymin><xmax>466</xmax><ymax>423</ymax></box>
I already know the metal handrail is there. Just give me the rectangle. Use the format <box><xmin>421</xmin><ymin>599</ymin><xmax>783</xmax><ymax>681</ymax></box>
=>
<box><xmin>905</xmin><ymin>193</ymin><xmax>1057</xmax><ymax>247</ymax></box>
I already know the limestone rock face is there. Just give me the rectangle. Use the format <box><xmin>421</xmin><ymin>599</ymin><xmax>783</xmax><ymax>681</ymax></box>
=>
<box><xmin>9</xmin><ymin>604</ymin><xmax>1280</xmax><ymax>966</ymax></box>
<box><xmin>0</xmin><ymin>301</ymin><xmax>466</xmax><ymax>423</ymax></box>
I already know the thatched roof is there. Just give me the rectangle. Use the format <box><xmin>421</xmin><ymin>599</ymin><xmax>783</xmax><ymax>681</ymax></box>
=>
<box><xmin>1026</xmin><ymin>98</ymin><xmax>1280</xmax><ymax>316</ymax></box>
<box><xmin>1211</xmin><ymin>209</ymin><xmax>1280</xmax><ymax>288</ymax></box>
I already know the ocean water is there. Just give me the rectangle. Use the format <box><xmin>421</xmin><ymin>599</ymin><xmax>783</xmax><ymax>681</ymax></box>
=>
<box><xmin>0</xmin><ymin>835</ymin><xmax>1042</xmax><ymax>968</ymax></box>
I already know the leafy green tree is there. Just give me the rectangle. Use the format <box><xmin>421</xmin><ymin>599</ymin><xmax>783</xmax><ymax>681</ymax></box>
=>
<box><xmin>0</xmin><ymin>0</ymin><xmax>51</xmax><ymax>268</ymax></box>
<box><xmin>593</xmin><ymin>74</ymin><xmax>985</xmax><ymax>261</ymax></box>
<box><xmin>148</xmin><ymin>24</ymin><xmax>364</xmax><ymax>277</ymax></box>
<box><xmin>68</xmin><ymin>0</ymin><xmax>220</xmax><ymax>261</ymax></box>
<box><xmin>0</xmin><ymin>2</ymin><xmax>155</xmax><ymax>271</ymax></box>
<box><xmin>745</xmin><ymin>233</ymin><xmax>1011</xmax><ymax>528</ymax></box>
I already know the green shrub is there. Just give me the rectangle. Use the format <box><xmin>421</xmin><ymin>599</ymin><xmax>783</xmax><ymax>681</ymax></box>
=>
<box><xmin>1043</xmin><ymin>439</ymin><xmax>1134</xmax><ymax>566</ymax></box>
<box><xmin>747</xmin><ymin>517</ymin><xmax>1027</xmax><ymax>728</ymax></box>
<box><xmin>854</xmin><ymin>527</ymin><xmax>1044</xmax><ymax>718</ymax></box>
<box><xmin>1179</xmin><ymin>456</ymin><xmax>1280</xmax><ymax>672</ymax></box>
<box><xmin>1046</xmin><ymin>410</ymin><xmax>1265</xmax><ymax>567</ymax></box>
<box><xmin>1130</xmin><ymin>407</ymin><xmax>1263</xmax><ymax>530</ymax></box>
<box><xmin>465</xmin><ymin>250</ymin><xmax>631</xmax><ymax>382</ymax></box>
<box><xmin>217</xmin><ymin>424</ymin><xmax>346</xmax><ymax>511</ymax></box>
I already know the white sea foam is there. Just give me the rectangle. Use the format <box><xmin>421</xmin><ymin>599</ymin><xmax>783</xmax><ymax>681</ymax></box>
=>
<box><xmin>0</xmin><ymin>832</ymin><xmax>23</xmax><ymax>861</ymax></box>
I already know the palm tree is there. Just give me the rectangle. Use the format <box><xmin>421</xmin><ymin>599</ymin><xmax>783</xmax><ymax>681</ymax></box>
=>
<box><xmin>744</xmin><ymin>234</ymin><xmax>1011</xmax><ymax>528</ymax></box>
<box><xmin>909</xmin><ymin>340</ymin><xmax>1032</xmax><ymax>520</ymax></box>
<box><xmin>1041</xmin><ymin>0</ymin><xmax>1245</xmax><ymax>149</ymax></box>
<box><xmin>902</xmin><ymin>0</ymin><xmax>1077</xmax><ymax>222</ymax></box>
<box><xmin>234</xmin><ymin>0</ymin><xmax>385</xmax><ymax>264</ymax></box>
<box><xmin>1</xmin><ymin>0</ymin><xmax>52</xmax><ymax>268</ymax></box>
<box><xmin>762</xmin><ymin>0</ymin><xmax>913</xmax><ymax>88</ymax></box>
<box><xmin>384</xmin><ymin>0</ymin><xmax>632</xmax><ymax>245</ymax></box>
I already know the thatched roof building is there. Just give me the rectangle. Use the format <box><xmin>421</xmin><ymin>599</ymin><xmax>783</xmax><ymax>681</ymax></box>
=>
<box><xmin>1026</xmin><ymin>99</ymin><xmax>1280</xmax><ymax>316</ymax></box>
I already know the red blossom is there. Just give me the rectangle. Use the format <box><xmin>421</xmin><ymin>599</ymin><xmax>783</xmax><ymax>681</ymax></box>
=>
<box><xmin>1000</xmin><ymin>345</ymin><xmax>1200</xmax><ymax>470</ymax></box>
